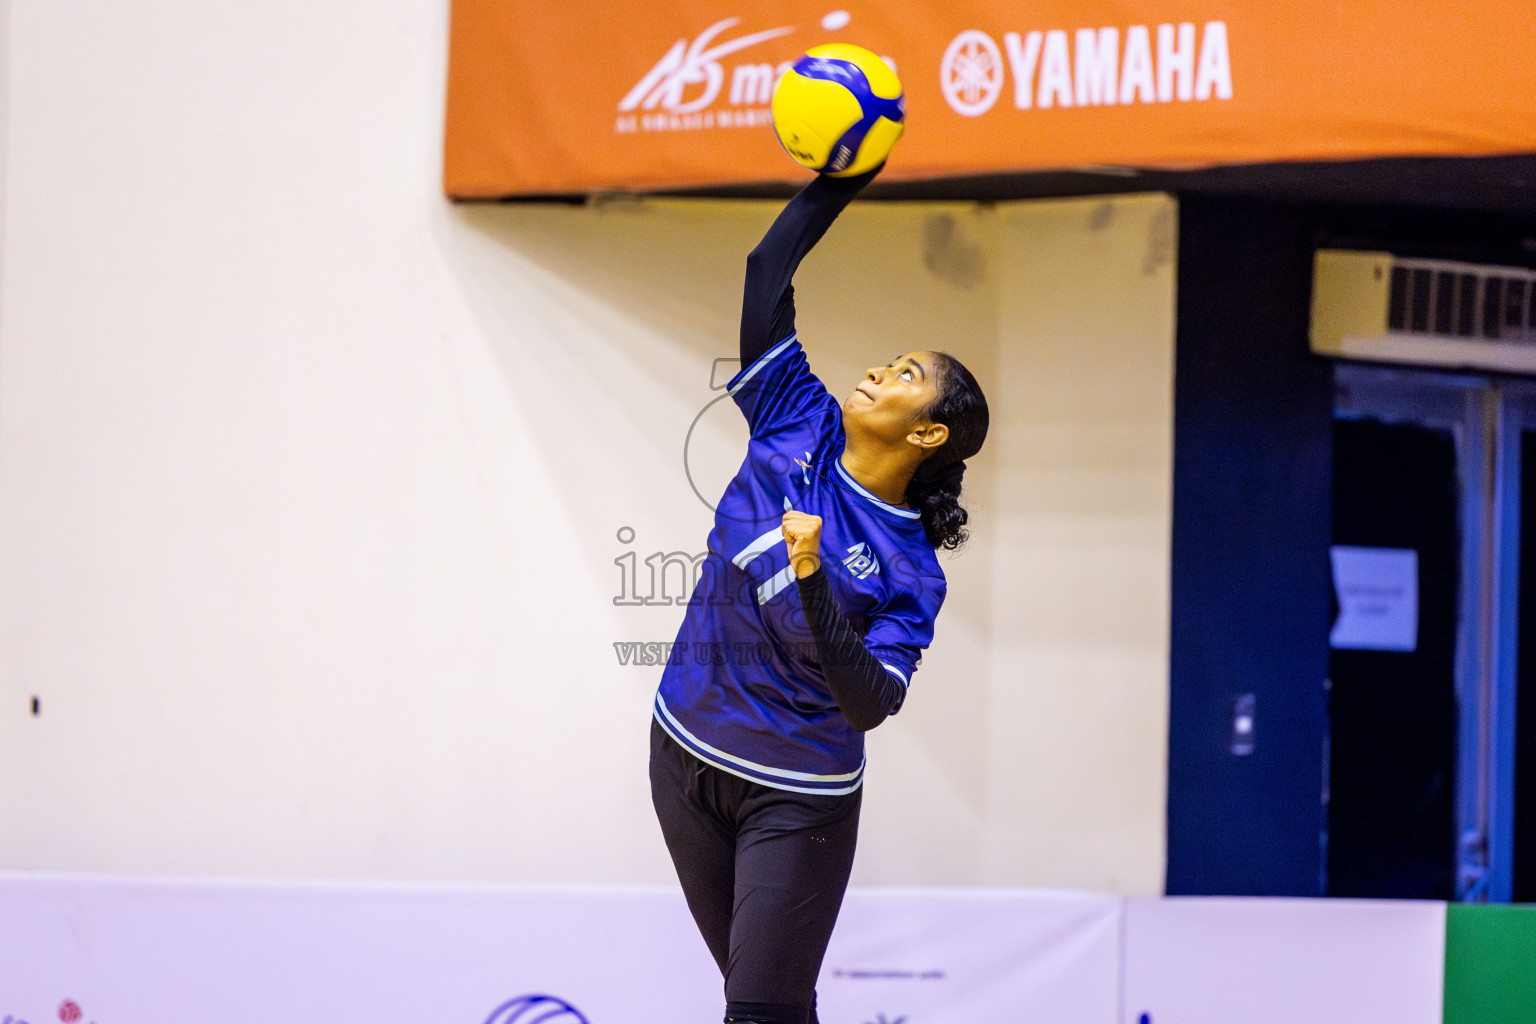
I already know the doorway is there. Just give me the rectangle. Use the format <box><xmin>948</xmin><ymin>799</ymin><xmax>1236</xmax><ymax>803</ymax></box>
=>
<box><xmin>1330</xmin><ymin>363</ymin><xmax>1536</xmax><ymax>901</ymax></box>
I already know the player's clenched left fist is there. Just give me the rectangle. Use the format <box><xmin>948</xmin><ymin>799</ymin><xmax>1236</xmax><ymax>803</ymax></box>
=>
<box><xmin>781</xmin><ymin>511</ymin><xmax>823</xmax><ymax>578</ymax></box>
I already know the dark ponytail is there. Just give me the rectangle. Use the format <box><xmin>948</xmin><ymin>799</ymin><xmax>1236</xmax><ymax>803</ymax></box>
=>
<box><xmin>905</xmin><ymin>353</ymin><xmax>989</xmax><ymax>550</ymax></box>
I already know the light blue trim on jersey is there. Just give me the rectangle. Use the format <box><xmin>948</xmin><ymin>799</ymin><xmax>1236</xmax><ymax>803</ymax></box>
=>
<box><xmin>728</xmin><ymin>333</ymin><xmax>798</xmax><ymax>396</ymax></box>
<box><xmin>732</xmin><ymin>520</ymin><xmax>798</xmax><ymax>605</ymax></box>
<box><xmin>732</xmin><ymin>523</ymin><xmax>786</xmax><ymax>569</ymax></box>
<box><xmin>834</xmin><ymin>460</ymin><xmax>922</xmax><ymax>520</ymax></box>
<box><xmin>755</xmin><ymin>564</ymin><xmax>797</xmax><ymax>606</ymax></box>
<box><xmin>654</xmin><ymin>694</ymin><xmax>866</xmax><ymax>795</ymax></box>
<box><xmin>655</xmin><ymin>694</ymin><xmax>863</xmax><ymax>782</ymax></box>
<box><xmin>879</xmin><ymin>662</ymin><xmax>910</xmax><ymax>687</ymax></box>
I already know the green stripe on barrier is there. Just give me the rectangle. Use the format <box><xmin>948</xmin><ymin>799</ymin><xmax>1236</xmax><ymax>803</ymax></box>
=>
<box><xmin>1444</xmin><ymin>903</ymin><xmax>1536</xmax><ymax>1024</ymax></box>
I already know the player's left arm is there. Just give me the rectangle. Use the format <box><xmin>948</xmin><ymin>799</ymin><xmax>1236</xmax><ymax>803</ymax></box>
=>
<box><xmin>784</xmin><ymin>511</ymin><xmax>930</xmax><ymax>732</ymax></box>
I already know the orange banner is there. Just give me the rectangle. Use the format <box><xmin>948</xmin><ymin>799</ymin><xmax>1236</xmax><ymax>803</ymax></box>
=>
<box><xmin>444</xmin><ymin>0</ymin><xmax>1536</xmax><ymax>197</ymax></box>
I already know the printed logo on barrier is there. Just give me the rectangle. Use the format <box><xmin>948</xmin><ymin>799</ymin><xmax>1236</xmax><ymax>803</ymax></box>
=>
<box><xmin>2</xmin><ymin>999</ymin><xmax>95</xmax><ymax>1024</ymax></box>
<box><xmin>483</xmin><ymin>995</ymin><xmax>590</xmax><ymax>1024</ymax></box>
<box><xmin>940</xmin><ymin>22</ymin><xmax>1233</xmax><ymax>117</ymax></box>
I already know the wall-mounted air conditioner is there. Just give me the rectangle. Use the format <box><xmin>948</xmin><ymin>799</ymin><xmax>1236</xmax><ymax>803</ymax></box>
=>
<box><xmin>1311</xmin><ymin>249</ymin><xmax>1536</xmax><ymax>373</ymax></box>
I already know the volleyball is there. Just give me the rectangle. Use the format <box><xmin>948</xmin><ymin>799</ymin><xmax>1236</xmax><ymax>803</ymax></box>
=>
<box><xmin>771</xmin><ymin>44</ymin><xmax>905</xmax><ymax>177</ymax></box>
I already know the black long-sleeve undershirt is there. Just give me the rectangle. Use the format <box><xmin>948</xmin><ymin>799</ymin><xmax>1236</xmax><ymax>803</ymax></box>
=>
<box><xmin>796</xmin><ymin>568</ymin><xmax>906</xmax><ymax>732</ymax></box>
<box><xmin>741</xmin><ymin>168</ymin><xmax>901</xmax><ymax>732</ymax></box>
<box><xmin>739</xmin><ymin>168</ymin><xmax>880</xmax><ymax>369</ymax></box>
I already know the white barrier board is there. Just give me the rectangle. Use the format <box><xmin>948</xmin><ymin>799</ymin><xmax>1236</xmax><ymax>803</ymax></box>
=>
<box><xmin>823</xmin><ymin>888</ymin><xmax>1121</xmax><ymax>1024</ymax></box>
<box><xmin>1122</xmin><ymin>896</ymin><xmax>1446</xmax><ymax>1024</ymax></box>
<box><xmin>0</xmin><ymin>875</ymin><xmax>719</xmax><ymax>1024</ymax></box>
<box><xmin>0</xmin><ymin>875</ymin><xmax>1120</xmax><ymax>1024</ymax></box>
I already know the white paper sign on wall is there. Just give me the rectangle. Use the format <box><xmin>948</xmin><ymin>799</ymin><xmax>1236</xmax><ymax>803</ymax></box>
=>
<box><xmin>1329</xmin><ymin>546</ymin><xmax>1419</xmax><ymax>652</ymax></box>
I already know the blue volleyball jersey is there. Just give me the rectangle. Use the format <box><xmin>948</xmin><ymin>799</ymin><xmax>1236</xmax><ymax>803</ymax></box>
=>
<box><xmin>653</xmin><ymin>334</ymin><xmax>947</xmax><ymax>795</ymax></box>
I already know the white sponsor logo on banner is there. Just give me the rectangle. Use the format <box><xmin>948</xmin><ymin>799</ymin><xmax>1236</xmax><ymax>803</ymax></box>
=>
<box><xmin>616</xmin><ymin>17</ymin><xmax>795</xmax><ymax>134</ymax></box>
<box><xmin>941</xmin><ymin>30</ymin><xmax>1006</xmax><ymax>117</ymax></box>
<box><xmin>614</xmin><ymin>13</ymin><xmax>898</xmax><ymax>136</ymax></box>
<box><xmin>941</xmin><ymin>22</ymin><xmax>1233</xmax><ymax>117</ymax></box>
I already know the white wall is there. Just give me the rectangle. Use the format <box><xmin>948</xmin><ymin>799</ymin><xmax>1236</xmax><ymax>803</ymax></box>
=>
<box><xmin>0</xmin><ymin>0</ymin><xmax>1172</xmax><ymax>893</ymax></box>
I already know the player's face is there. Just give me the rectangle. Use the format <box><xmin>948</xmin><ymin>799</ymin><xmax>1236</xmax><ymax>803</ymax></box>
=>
<box><xmin>843</xmin><ymin>351</ymin><xmax>943</xmax><ymax>445</ymax></box>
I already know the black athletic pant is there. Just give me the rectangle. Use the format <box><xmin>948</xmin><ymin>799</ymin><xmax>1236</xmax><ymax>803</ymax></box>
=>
<box><xmin>650</xmin><ymin>719</ymin><xmax>861</xmax><ymax>1024</ymax></box>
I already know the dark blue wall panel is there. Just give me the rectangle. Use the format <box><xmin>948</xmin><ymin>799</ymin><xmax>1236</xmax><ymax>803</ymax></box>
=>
<box><xmin>1166</xmin><ymin>197</ymin><xmax>1336</xmax><ymax>896</ymax></box>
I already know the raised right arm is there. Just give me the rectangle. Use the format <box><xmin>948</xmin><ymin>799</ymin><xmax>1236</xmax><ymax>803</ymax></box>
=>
<box><xmin>739</xmin><ymin>167</ymin><xmax>880</xmax><ymax>368</ymax></box>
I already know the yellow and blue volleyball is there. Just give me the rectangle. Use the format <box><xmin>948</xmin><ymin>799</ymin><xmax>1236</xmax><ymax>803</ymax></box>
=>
<box><xmin>771</xmin><ymin>44</ymin><xmax>905</xmax><ymax>177</ymax></box>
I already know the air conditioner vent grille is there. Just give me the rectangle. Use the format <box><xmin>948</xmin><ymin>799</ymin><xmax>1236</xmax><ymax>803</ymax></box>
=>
<box><xmin>1387</xmin><ymin>259</ymin><xmax>1536</xmax><ymax>343</ymax></box>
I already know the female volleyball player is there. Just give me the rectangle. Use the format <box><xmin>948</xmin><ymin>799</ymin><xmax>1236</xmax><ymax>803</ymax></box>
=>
<box><xmin>649</xmin><ymin>165</ymin><xmax>988</xmax><ymax>1024</ymax></box>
